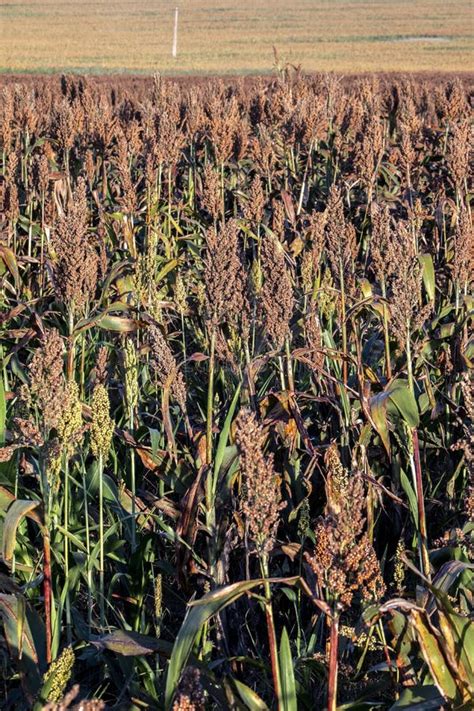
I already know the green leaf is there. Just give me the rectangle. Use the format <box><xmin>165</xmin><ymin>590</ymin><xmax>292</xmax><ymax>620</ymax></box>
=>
<box><xmin>0</xmin><ymin>594</ymin><xmax>42</xmax><ymax>701</ymax></box>
<box><xmin>214</xmin><ymin>382</ymin><xmax>241</xmax><ymax>482</ymax></box>
<box><xmin>2</xmin><ymin>499</ymin><xmax>41</xmax><ymax>562</ymax></box>
<box><xmin>232</xmin><ymin>678</ymin><xmax>270</xmax><ymax>710</ymax></box>
<box><xmin>400</xmin><ymin>469</ymin><xmax>419</xmax><ymax>528</ymax></box>
<box><xmin>410</xmin><ymin>609</ymin><xmax>460</xmax><ymax>704</ymax></box>
<box><xmin>90</xmin><ymin>629</ymin><xmax>174</xmax><ymax>657</ymax></box>
<box><xmin>98</xmin><ymin>314</ymin><xmax>139</xmax><ymax>332</ymax></box>
<box><xmin>156</xmin><ymin>258</ymin><xmax>179</xmax><ymax>285</ymax></box>
<box><xmin>368</xmin><ymin>391</ymin><xmax>391</xmax><ymax>456</ymax></box>
<box><xmin>419</xmin><ymin>253</ymin><xmax>435</xmax><ymax>302</ymax></box>
<box><xmin>390</xmin><ymin>684</ymin><xmax>444</xmax><ymax>710</ymax></box>
<box><xmin>438</xmin><ymin>608</ymin><xmax>474</xmax><ymax>700</ymax></box>
<box><xmin>0</xmin><ymin>245</ymin><xmax>20</xmax><ymax>289</ymax></box>
<box><xmin>388</xmin><ymin>380</ymin><xmax>419</xmax><ymax>428</ymax></box>
<box><xmin>279</xmin><ymin>627</ymin><xmax>297</xmax><ymax>711</ymax></box>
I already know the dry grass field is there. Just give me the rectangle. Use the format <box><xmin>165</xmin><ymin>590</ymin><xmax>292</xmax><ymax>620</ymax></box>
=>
<box><xmin>1</xmin><ymin>0</ymin><xmax>473</xmax><ymax>74</ymax></box>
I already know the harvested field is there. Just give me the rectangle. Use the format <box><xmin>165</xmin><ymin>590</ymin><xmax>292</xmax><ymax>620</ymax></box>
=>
<box><xmin>0</xmin><ymin>0</ymin><xmax>473</xmax><ymax>74</ymax></box>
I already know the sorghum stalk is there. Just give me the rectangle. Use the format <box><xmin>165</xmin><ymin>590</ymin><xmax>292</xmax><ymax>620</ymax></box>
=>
<box><xmin>327</xmin><ymin>610</ymin><xmax>340</xmax><ymax>711</ymax></box>
<box><xmin>339</xmin><ymin>259</ymin><xmax>348</xmax><ymax>387</ymax></box>
<box><xmin>220</xmin><ymin>162</ymin><xmax>225</xmax><ymax>224</ymax></box>
<box><xmin>260</xmin><ymin>555</ymin><xmax>283</xmax><ymax>709</ymax></box>
<box><xmin>381</xmin><ymin>279</ymin><xmax>392</xmax><ymax>381</ymax></box>
<box><xmin>83</xmin><ymin>467</ymin><xmax>93</xmax><ymax>632</ymax></box>
<box><xmin>278</xmin><ymin>355</ymin><xmax>286</xmax><ymax>391</ymax></box>
<box><xmin>63</xmin><ymin>456</ymin><xmax>72</xmax><ymax>643</ymax></box>
<box><xmin>67</xmin><ymin>308</ymin><xmax>75</xmax><ymax>382</ymax></box>
<box><xmin>124</xmin><ymin>337</ymin><xmax>138</xmax><ymax>550</ymax></box>
<box><xmin>129</xmin><ymin>411</ymin><xmax>136</xmax><ymax>551</ymax></box>
<box><xmin>98</xmin><ymin>451</ymin><xmax>105</xmax><ymax>627</ymax></box>
<box><xmin>285</xmin><ymin>336</ymin><xmax>295</xmax><ymax>392</ymax></box>
<box><xmin>410</xmin><ymin>428</ymin><xmax>431</xmax><ymax>580</ymax></box>
<box><xmin>43</xmin><ymin>524</ymin><xmax>53</xmax><ymax>664</ymax></box>
<box><xmin>406</xmin><ymin>324</ymin><xmax>414</xmax><ymax>396</ymax></box>
<box><xmin>90</xmin><ymin>382</ymin><xmax>114</xmax><ymax>628</ymax></box>
<box><xmin>206</xmin><ymin>330</ymin><xmax>216</xmax><ymax>467</ymax></box>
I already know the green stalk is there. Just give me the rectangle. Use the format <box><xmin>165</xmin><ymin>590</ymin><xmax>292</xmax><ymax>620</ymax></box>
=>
<box><xmin>339</xmin><ymin>260</ymin><xmax>348</xmax><ymax>387</ymax></box>
<box><xmin>181</xmin><ymin>311</ymin><xmax>187</xmax><ymax>376</ymax></box>
<box><xmin>40</xmin><ymin>193</ymin><xmax>45</xmax><ymax>296</ymax></box>
<box><xmin>130</xmin><ymin>409</ymin><xmax>136</xmax><ymax>552</ymax></box>
<box><xmin>285</xmin><ymin>336</ymin><xmax>295</xmax><ymax>392</ymax></box>
<box><xmin>82</xmin><ymin>466</ymin><xmax>93</xmax><ymax>632</ymax></box>
<box><xmin>410</xmin><ymin>428</ymin><xmax>431</xmax><ymax>581</ymax></box>
<box><xmin>406</xmin><ymin>324</ymin><xmax>414</xmax><ymax>396</ymax></box>
<box><xmin>381</xmin><ymin>279</ymin><xmax>392</xmax><ymax>381</ymax></box>
<box><xmin>64</xmin><ymin>456</ymin><xmax>71</xmax><ymax>643</ymax></box>
<box><xmin>260</xmin><ymin>556</ymin><xmax>283</xmax><ymax>709</ymax></box>
<box><xmin>67</xmin><ymin>308</ymin><xmax>75</xmax><ymax>382</ymax></box>
<box><xmin>206</xmin><ymin>330</ymin><xmax>216</xmax><ymax>467</ymax></box>
<box><xmin>41</xmin><ymin>455</ymin><xmax>52</xmax><ymax>664</ymax></box>
<box><xmin>43</xmin><ymin>524</ymin><xmax>53</xmax><ymax>665</ymax></box>
<box><xmin>168</xmin><ymin>165</ymin><xmax>173</xmax><ymax>239</ymax></box>
<box><xmin>27</xmin><ymin>200</ymin><xmax>33</xmax><ymax>261</ymax></box>
<box><xmin>278</xmin><ymin>355</ymin><xmax>286</xmax><ymax>391</ymax></box>
<box><xmin>98</xmin><ymin>452</ymin><xmax>105</xmax><ymax>628</ymax></box>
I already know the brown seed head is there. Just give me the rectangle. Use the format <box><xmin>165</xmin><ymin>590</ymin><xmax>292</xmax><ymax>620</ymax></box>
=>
<box><xmin>51</xmin><ymin>178</ymin><xmax>98</xmax><ymax>314</ymax></box>
<box><xmin>29</xmin><ymin>328</ymin><xmax>65</xmax><ymax>432</ymax></box>
<box><xmin>172</xmin><ymin>667</ymin><xmax>206</xmax><ymax>711</ymax></box>
<box><xmin>204</xmin><ymin>219</ymin><xmax>245</xmax><ymax>332</ymax></box>
<box><xmin>148</xmin><ymin>325</ymin><xmax>187</xmax><ymax>412</ymax></box>
<box><xmin>201</xmin><ymin>163</ymin><xmax>222</xmax><ymax>222</ymax></box>
<box><xmin>452</xmin><ymin>208</ymin><xmax>474</xmax><ymax>289</ymax></box>
<box><xmin>259</xmin><ymin>232</ymin><xmax>294</xmax><ymax>349</ymax></box>
<box><xmin>234</xmin><ymin>408</ymin><xmax>285</xmax><ymax>555</ymax></box>
<box><xmin>305</xmin><ymin>458</ymin><xmax>385</xmax><ymax>608</ymax></box>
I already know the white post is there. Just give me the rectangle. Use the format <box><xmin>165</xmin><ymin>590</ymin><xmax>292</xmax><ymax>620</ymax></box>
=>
<box><xmin>172</xmin><ymin>7</ymin><xmax>179</xmax><ymax>59</ymax></box>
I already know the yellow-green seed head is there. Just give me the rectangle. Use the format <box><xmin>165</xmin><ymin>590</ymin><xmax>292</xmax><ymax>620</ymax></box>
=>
<box><xmin>43</xmin><ymin>646</ymin><xmax>75</xmax><ymax>703</ymax></box>
<box><xmin>124</xmin><ymin>339</ymin><xmax>139</xmax><ymax>416</ymax></box>
<box><xmin>175</xmin><ymin>272</ymin><xmax>187</xmax><ymax>315</ymax></box>
<box><xmin>251</xmin><ymin>258</ymin><xmax>263</xmax><ymax>294</ymax></box>
<box><xmin>58</xmin><ymin>381</ymin><xmax>83</xmax><ymax>458</ymax></box>
<box><xmin>90</xmin><ymin>384</ymin><xmax>114</xmax><ymax>460</ymax></box>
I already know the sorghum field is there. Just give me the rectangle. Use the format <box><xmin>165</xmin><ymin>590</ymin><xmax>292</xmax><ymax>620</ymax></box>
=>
<box><xmin>0</xmin><ymin>71</ymin><xmax>472</xmax><ymax>711</ymax></box>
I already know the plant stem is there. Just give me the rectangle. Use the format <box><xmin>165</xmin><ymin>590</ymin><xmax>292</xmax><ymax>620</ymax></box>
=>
<box><xmin>327</xmin><ymin>610</ymin><xmax>339</xmax><ymax>711</ymax></box>
<box><xmin>82</xmin><ymin>467</ymin><xmax>93</xmax><ymax>632</ymax></box>
<box><xmin>64</xmin><ymin>457</ymin><xmax>72</xmax><ymax>643</ymax></box>
<box><xmin>410</xmin><ymin>428</ymin><xmax>431</xmax><ymax>581</ymax></box>
<box><xmin>206</xmin><ymin>330</ymin><xmax>216</xmax><ymax>467</ymax></box>
<box><xmin>43</xmin><ymin>527</ymin><xmax>52</xmax><ymax>664</ymax></box>
<box><xmin>261</xmin><ymin>557</ymin><xmax>283</xmax><ymax>709</ymax></box>
<box><xmin>98</xmin><ymin>452</ymin><xmax>105</xmax><ymax>628</ymax></box>
<box><xmin>406</xmin><ymin>325</ymin><xmax>414</xmax><ymax>396</ymax></box>
<box><xmin>67</xmin><ymin>309</ymin><xmax>75</xmax><ymax>381</ymax></box>
<box><xmin>285</xmin><ymin>336</ymin><xmax>295</xmax><ymax>392</ymax></box>
<box><xmin>381</xmin><ymin>280</ymin><xmax>392</xmax><ymax>381</ymax></box>
<box><xmin>130</xmin><ymin>410</ymin><xmax>136</xmax><ymax>552</ymax></box>
<box><xmin>339</xmin><ymin>261</ymin><xmax>348</xmax><ymax>387</ymax></box>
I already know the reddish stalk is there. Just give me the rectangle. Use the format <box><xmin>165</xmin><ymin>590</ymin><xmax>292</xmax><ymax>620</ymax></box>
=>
<box><xmin>43</xmin><ymin>530</ymin><xmax>52</xmax><ymax>664</ymax></box>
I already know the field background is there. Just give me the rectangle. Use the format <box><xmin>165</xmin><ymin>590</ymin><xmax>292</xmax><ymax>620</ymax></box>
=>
<box><xmin>1</xmin><ymin>0</ymin><xmax>473</xmax><ymax>75</ymax></box>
